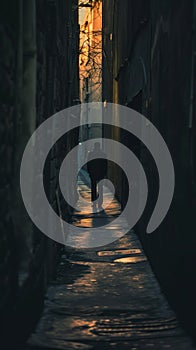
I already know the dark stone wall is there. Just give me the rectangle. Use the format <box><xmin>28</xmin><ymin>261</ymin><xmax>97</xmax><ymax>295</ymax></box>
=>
<box><xmin>103</xmin><ymin>0</ymin><xmax>196</xmax><ymax>339</ymax></box>
<box><xmin>0</xmin><ymin>0</ymin><xmax>79</xmax><ymax>344</ymax></box>
<box><xmin>0</xmin><ymin>2</ymin><xmax>19</xmax><ymax>339</ymax></box>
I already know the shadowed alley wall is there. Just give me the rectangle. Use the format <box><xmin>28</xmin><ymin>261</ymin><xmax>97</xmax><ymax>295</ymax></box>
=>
<box><xmin>0</xmin><ymin>0</ymin><xmax>79</xmax><ymax>343</ymax></box>
<box><xmin>103</xmin><ymin>0</ymin><xmax>196</xmax><ymax>339</ymax></box>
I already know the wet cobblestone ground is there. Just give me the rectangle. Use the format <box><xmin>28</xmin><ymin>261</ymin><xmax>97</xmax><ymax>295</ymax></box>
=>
<box><xmin>27</xmin><ymin>173</ymin><xmax>195</xmax><ymax>349</ymax></box>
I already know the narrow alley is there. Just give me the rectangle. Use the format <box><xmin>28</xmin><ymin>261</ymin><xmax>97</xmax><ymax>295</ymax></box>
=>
<box><xmin>1</xmin><ymin>0</ymin><xmax>196</xmax><ymax>349</ymax></box>
<box><xmin>27</xmin><ymin>174</ymin><xmax>194</xmax><ymax>349</ymax></box>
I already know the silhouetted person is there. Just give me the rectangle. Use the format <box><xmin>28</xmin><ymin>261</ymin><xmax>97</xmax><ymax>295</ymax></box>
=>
<box><xmin>87</xmin><ymin>142</ymin><xmax>107</xmax><ymax>207</ymax></box>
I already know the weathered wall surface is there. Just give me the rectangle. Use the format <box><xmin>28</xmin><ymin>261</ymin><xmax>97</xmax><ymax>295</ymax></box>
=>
<box><xmin>103</xmin><ymin>0</ymin><xmax>196</xmax><ymax>338</ymax></box>
<box><xmin>0</xmin><ymin>0</ymin><xmax>79</xmax><ymax>343</ymax></box>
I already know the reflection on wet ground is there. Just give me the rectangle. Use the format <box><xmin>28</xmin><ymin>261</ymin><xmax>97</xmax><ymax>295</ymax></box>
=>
<box><xmin>27</xmin><ymin>173</ymin><xmax>195</xmax><ymax>349</ymax></box>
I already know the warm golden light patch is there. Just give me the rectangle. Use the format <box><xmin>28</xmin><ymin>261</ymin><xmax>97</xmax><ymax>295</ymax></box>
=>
<box><xmin>114</xmin><ymin>256</ymin><xmax>147</xmax><ymax>263</ymax></box>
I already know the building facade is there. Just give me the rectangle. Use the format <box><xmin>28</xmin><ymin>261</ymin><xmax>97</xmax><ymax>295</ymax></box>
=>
<box><xmin>0</xmin><ymin>0</ymin><xmax>79</xmax><ymax>343</ymax></box>
<box><xmin>103</xmin><ymin>0</ymin><xmax>196</xmax><ymax>338</ymax></box>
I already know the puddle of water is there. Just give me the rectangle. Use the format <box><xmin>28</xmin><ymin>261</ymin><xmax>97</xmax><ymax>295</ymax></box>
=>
<box><xmin>97</xmin><ymin>249</ymin><xmax>142</xmax><ymax>257</ymax></box>
<box><xmin>113</xmin><ymin>256</ymin><xmax>147</xmax><ymax>263</ymax></box>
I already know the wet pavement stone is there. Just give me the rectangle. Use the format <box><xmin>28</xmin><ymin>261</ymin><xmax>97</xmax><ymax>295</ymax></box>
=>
<box><xmin>27</xmin><ymin>174</ymin><xmax>195</xmax><ymax>349</ymax></box>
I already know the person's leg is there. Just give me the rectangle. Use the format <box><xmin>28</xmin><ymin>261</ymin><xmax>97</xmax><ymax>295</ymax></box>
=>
<box><xmin>91</xmin><ymin>177</ymin><xmax>97</xmax><ymax>202</ymax></box>
<box><xmin>97</xmin><ymin>180</ymin><xmax>103</xmax><ymax>207</ymax></box>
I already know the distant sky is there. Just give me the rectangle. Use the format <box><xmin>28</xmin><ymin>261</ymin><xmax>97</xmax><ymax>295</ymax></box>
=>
<box><xmin>78</xmin><ymin>2</ymin><xmax>91</xmax><ymax>25</ymax></box>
